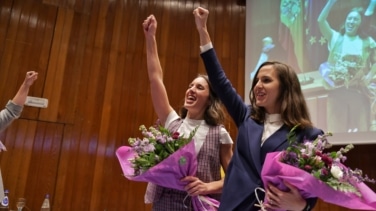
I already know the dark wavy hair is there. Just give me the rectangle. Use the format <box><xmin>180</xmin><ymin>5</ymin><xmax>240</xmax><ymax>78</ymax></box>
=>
<box><xmin>339</xmin><ymin>7</ymin><xmax>368</xmax><ymax>39</ymax></box>
<box><xmin>249</xmin><ymin>61</ymin><xmax>313</xmax><ymax>129</ymax></box>
<box><xmin>179</xmin><ymin>74</ymin><xmax>226</xmax><ymax>126</ymax></box>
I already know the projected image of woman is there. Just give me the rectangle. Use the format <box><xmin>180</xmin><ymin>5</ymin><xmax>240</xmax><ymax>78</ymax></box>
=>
<box><xmin>365</xmin><ymin>50</ymin><xmax>376</xmax><ymax>131</ymax></box>
<box><xmin>318</xmin><ymin>0</ymin><xmax>376</xmax><ymax>133</ymax></box>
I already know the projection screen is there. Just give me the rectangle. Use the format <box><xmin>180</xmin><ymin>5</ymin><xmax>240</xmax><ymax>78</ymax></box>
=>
<box><xmin>245</xmin><ymin>0</ymin><xmax>376</xmax><ymax>144</ymax></box>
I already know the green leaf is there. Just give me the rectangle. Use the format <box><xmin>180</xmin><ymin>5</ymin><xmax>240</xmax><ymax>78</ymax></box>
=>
<box><xmin>286</xmin><ymin>124</ymin><xmax>300</xmax><ymax>147</ymax></box>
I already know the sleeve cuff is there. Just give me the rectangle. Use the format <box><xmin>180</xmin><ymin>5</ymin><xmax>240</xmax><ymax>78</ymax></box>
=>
<box><xmin>200</xmin><ymin>42</ymin><xmax>213</xmax><ymax>53</ymax></box>
<box><xmin>6</xmin><ymin>100</ymin><xmax>23</xmax><ymax>116</ymax></box>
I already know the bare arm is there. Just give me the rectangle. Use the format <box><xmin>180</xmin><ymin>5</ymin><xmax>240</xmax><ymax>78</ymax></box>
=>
<box><xmin>193</xmin><ymin>7</ymin><xmax>211</xmax><ymax>46</ymax></box>
<box><xmin>182</xmin><ymin>125</ymin><xmax>233</xmax><ymax>195</ymax></box>
<box><xmin>317</xmin><ymin>0</ymin><xmax>336</xmax><ymax>41</ymax></box>
<box><xmin>12</xmin><ymin>71</ymin><xmax>38</xmax><ymax>106</ymax></box>
<box><xmin>220</xmin><ymin>143</ymin><xmax>232</xmax><ymax>174</ymax></box>
<box><xmin>181</xmin><ymin>142</ymin><xmax>233</xmax><ymax>195</ymax></box>
<box><xmin>143</xmin><ymin>15</ymin><xmax>173</xmax><ymax>124</ymax></box>
<box><xmin>365</xmin><ymin>63</ymin><xmax>376</xmax><ymax>85</ymax></box>
<box><xmin>366</xmin><ymin>48</ymin><xmax>376</xmax><ymax>84</ymax></box>
<box><xmin>0</xmin><ymin>71</ymin><xmax>38</xmax><ymax>131</ymax></box>
<box><xmin>208</xmin><ymin>143</ymin><xmax>233</xmax><ymax>193</ymax></box>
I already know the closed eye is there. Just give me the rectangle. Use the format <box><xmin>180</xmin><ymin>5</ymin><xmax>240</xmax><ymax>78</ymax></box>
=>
<box><xmin>197</xmin><ymin>84</ymin><xmax>205</xmax><ymax>90</ymax></box>
<box><xmin>259</xmin><ymin>77</ymin><xmax>272</xmax><ymax>83</ymax></box>
<box><xmin>189</xmin><ymin>83</ymin><xmax>205</xmax><ymax>90</ymax></box>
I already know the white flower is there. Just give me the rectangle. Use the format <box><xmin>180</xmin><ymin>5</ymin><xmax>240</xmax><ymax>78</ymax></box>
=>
<box><xmin>331</xmin><ymin>165</ymin><xmax>344</xmax><ymax>179</ymax></box>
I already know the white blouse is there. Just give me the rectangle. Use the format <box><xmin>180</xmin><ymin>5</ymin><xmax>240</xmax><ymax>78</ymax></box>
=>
<box><xmin>261</xmin><ymin>113</ymin><xmax>283</xmax><ymax>145</ymax></box>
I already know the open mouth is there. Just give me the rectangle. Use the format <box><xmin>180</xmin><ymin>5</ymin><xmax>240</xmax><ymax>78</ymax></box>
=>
<box><xmin>186</xmin><ymin>95</ymin><xmax>196</xmax><ymax>103</ymax></box>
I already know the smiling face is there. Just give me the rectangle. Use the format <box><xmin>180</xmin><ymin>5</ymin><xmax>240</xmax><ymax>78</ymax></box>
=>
<box><xmin>345</xmin><ymin>11</ymin><xmax>362</xmax><ymax>36</ymax></box>
<box><xmin>253</xmin><ymin>65</ymin><xmax>281</xmax><ymax>114</ymax></box>
<box><xmin>184</xmin><ymin>76</ymin><xmax>210</xmax><ymax>119</ymax></box>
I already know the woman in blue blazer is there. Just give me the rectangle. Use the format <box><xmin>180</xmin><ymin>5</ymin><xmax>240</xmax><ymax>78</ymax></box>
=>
<box><xmin>193</xmin><ymin>7</ymin><xmax>323</xmax><ymax>211</ymax></box>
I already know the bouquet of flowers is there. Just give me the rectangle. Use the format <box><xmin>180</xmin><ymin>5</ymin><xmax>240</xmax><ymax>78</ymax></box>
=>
<box><xmin>320</xmin><ymin>54</ymin><xmax>365</xmax><ymax>89</ymax></box>
<box><xmin>329</xmin><ymin>54</ymin><xmax>364</xmax><ymax>87</ymax></box>
<box><xmin>127</xmin><ymin>124</ymin><xmax>196</xmax><ymax>176</ymax></box>
<box><xmin>260</xmin><ymin>125</ymin><xmax>376</xmax><ymax>210</ymax></box>
<box><xmin>116</xmin><ymin>122</ymin><xmax>219</xmax><ymax>211</ymax></box>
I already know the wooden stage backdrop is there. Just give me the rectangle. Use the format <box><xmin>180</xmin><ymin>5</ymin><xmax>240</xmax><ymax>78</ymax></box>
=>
<box><xmin>0</xmin><ymin>0</ymin><xmax>375</xmax><ymax>210</ymax></box>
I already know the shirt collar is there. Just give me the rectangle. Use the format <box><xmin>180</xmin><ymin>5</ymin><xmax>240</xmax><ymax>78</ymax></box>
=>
<box><xmin>265</xmin><ymin>113</ymin><xmax>281</xmax><ymax>123</ymax></box>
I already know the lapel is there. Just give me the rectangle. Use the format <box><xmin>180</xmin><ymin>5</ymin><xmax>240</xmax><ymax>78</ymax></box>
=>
<box><xmin>247</xmin><ymin>121</ymin><xmax>264</xmax><ymax>175</ymax></box>
<box><xmin>260</xmin><ymin>125</ymin><xmax>290</xmax><ymax>162</ymax></box>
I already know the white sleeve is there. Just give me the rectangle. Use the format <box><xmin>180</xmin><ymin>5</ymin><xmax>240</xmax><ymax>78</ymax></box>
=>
<box><xmin>164</xmin><ymin>110</ymin><xmax>180</xmax><ymax>128</ymax></box>
<box><xmin>200</xmin><ymin>42</ymin><xmax>213</xmax><ymax>53</ymax></box>
<box><xmin>220</xmin><ymin>127</ymin><xmax>233</xmax><ymax>144</ymax></box>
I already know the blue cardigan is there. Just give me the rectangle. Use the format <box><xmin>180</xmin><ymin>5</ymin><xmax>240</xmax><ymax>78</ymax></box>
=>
<box><xmin>200</xmin><ymin>48</ymin><xmax>322</xmax><ymax>211</ymax></box>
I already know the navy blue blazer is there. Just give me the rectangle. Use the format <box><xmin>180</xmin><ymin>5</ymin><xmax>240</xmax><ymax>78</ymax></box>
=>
<box><xmin>200</xmin><ymin>48</ymin><xmax>323</xmax><ymax>211</ymax></box>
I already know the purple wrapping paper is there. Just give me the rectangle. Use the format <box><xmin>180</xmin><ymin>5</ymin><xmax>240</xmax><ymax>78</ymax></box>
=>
<box><xmin>262</xmin><ymin>152</ymin><xmax>376</xmax><ymax>210</ymax></box>
<box><xmin>116</xmin><ymin>140</ymin><xmax>219</xmax><ymax>211</ymax></box>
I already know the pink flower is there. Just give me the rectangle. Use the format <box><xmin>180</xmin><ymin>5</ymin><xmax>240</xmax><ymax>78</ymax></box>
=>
<box><xmin>304</xmin><ymin>165</ymin><xmax>312</xmax><ymax>171</ymax></box>
<box><xmin>321</xmin><ymin>154</ymin><xmax>333</xmax><ymax>166</ymax></box>
<box><xmin>321</xmin><ymin>168</ymin><xmax>329</xmax><ymax>176</ymax></box>
<box><xmin>172</xmin><ymin>132</ymin><xmax>180</xmax><ymax>139</ymax></box>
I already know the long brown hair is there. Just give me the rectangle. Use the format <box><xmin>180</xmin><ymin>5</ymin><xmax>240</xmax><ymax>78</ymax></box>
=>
<box><xmin>179</xmin><ymin>74</ymin><xmax>226</xmax><ymax>126</ymax></box>
<box><xmin>249</xmin><ymin>61</ymin><xmax>312</xmax><ymax>128</ymax></box>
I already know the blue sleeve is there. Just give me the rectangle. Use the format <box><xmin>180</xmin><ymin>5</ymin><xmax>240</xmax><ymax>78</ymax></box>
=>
<box><xmin>306</xmin><ymin>197</ymin><xmax>317</xmax><ymax>210</ymax></box>
<box><xmin>200</xmin><ymin>48</ymin><xmax>248</xmax><ymax>127</ymax></box>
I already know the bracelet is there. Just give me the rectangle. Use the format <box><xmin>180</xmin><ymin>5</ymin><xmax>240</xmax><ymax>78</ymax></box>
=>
<box><xmin>302</xmin><ymin>202</ymin><xmax>311</xmax><ymax>211</ymax></box>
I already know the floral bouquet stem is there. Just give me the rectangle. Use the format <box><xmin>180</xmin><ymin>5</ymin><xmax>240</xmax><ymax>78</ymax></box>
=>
<box><xmin>261</xmin><ymin>126</ymin><xmax>376</xmax><ymax>210</ymax></box>
<box><xmin>116</xmin><ymin>124</ymin><xmax>219</xmax><ymax>211</ymax></box>
<box><xmin>262</xmin><ymin>151</ymin><xmax>376</xmax><ymax>210</ymax></box>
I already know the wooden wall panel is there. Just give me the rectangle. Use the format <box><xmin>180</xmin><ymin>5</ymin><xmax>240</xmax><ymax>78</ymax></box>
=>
<box><xmin>43</xmin><ymin>0</ymin><xmax>92</xmax><ymax>15</ymax></box>
<box><xmin>0</xmin><ymin>0</ymin><xmax>375</xmax><ymax>210</ymax></box>
<box><xmin>0</xmin><ymin>0</ymin><xmax>54</xmax><ymax>121</ymax></box>
<box><xmin>0</xmin><ymin>0</ymin><xmax>13</xmax><ymax>61</ymax></box>
<box><xmin>40</xmin><ymin>7</ymin><xmax>72</xmax><ymax>123</ymax></box>
<box><xmin>0</xmin><ymin>119</ymin><xmax>63</xmax><ymax>209</ymax></box>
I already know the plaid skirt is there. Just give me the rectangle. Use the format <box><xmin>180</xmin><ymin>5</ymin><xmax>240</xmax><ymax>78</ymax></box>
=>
<box><xmin>152</xmin><ymin>187</ymin><xmax>193</xmax><ymax>211</ymax></box>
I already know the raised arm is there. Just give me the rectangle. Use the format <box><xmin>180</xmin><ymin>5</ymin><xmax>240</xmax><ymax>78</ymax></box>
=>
<box><xmin>0</xmin><ymin>71</ymin><xmax>38</xmax><ymax>131</ymax></box>
<box><xmin>193</xmin><ymin>7</ymin><xmax>248</xmax><ymax>126</ymax></box>
<box><xmin>317</xmin><ymin>0</ymin><xmax>337</xmax><ymax>41</ymax></box>
<box><xmin>143</xmin><ymin>15</ymin><xmax>173</xmax><ymax>124</ymax></box>
<box><xmin>12</xmin><ymin>71</ymin><xmax>38</xmax><ymax>106</ymax></box>
<box><xmin>193</xmin><ymin>7</ymin><xmax>211</xmax><ymax>46</ymax></box>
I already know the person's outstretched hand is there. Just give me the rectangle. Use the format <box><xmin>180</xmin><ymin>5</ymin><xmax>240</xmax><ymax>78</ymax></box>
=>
<box><xmin>264</xmin><ymin>181</ymin><xmax>307</xmax><ymax>211</ymax></box>
<box><xmin>24</xmin><ymin>71</ymin><xmax>38</xmax><ymax>87</ymax></box>
<box><xmin>193</xmin><ymin>7</ymin><xmax>209</xmax><ymax>31</ymax></box>
<box><xmin>142</xmin><ymin>14</ymin><xmax>157</xmax><ymax>38</ymax></box>
<box><xmin>182</xmin><ymin>176</ymin><xmax>211</xmax><ymax>196</ymax></box>
<box><xmin>193</xmin><ymin>7</ymin><xmax>212</xmax><ymax>46</ymax></box>
<box><xmin>11</xmin><ymin>71</ymin><xmax>38</xmax><ymax>106</ymax></box>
